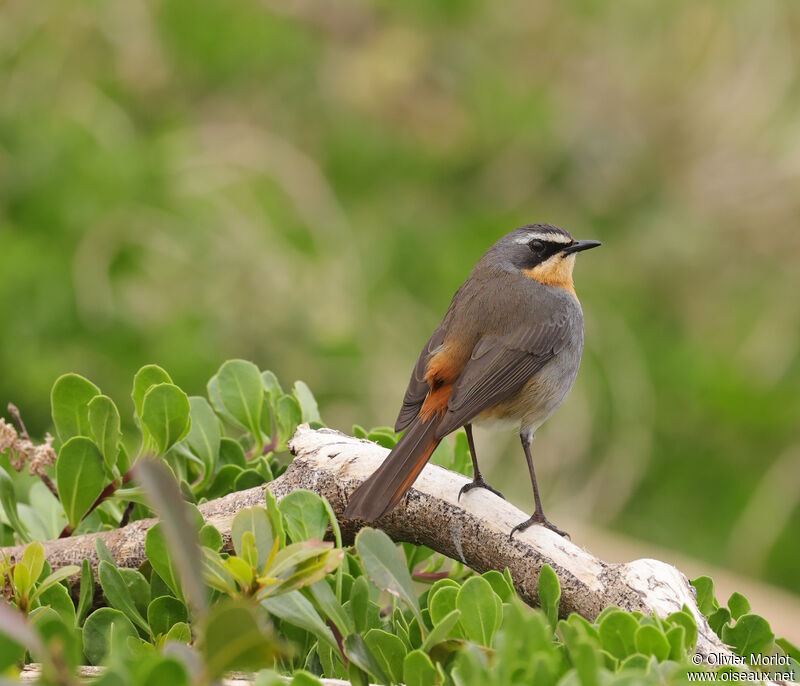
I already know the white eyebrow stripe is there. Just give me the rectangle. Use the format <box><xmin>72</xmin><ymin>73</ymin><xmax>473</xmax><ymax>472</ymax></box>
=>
<box><xmin>515</xmin><ymin>231</ymin><xmax>572</xmax><ymax>245</ymax></box>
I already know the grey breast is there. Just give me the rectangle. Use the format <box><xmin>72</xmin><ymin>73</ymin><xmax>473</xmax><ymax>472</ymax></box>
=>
<box><xmin>509</xmin><ymin>284</ymin><xmax>585</xmax><ymax>432</ymax></box>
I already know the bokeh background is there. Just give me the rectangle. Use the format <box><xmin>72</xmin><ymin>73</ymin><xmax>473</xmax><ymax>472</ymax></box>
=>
<box><xmin>2</xmin><ymin>0</ymin><xmax>799</xmax><ymax>630</ymax></box>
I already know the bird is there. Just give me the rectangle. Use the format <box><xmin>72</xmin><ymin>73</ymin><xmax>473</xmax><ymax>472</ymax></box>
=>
<box><xmin>344</xmin><ymin>224</ymin><xmax>600</xmax><ymax>538</ymax></box>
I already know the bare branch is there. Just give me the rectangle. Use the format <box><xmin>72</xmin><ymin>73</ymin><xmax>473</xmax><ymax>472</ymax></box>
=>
<box><xmin>0</xmin><ymin>425</ymin><xmax>739</xmax><ymax>665</ymax></box>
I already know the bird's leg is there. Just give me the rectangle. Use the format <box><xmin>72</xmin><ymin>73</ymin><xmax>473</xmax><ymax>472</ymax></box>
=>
<box><xmin>457</xmin><ymin>424</ymin><xmax>505</xmax><ymax>501</ymax></box>
<box><xmin>510</xmin><ymin>430</ymin><xmax>569</xmax><ymax>539</ymax></box>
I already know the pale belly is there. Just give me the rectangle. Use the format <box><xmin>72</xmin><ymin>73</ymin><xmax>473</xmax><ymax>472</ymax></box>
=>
<box><xmin>474</xmin><ymin>338</ymin><xmax>583</xmax><ymax>434</ymax></box>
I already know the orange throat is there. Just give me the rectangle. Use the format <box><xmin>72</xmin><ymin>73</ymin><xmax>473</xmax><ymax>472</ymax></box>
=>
<box><xmin>523</xmin><ymin>253</ymin><xmax>577</xmax><ymax>297</ymax></box>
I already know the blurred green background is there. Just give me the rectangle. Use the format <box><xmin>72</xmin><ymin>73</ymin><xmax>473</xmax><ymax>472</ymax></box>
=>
<box><xmin>1</xmin><ymin>0</ymin><xmax>799</xmax><ymax>609</ymax></box>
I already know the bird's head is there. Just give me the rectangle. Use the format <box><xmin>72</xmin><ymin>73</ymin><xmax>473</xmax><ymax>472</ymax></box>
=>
<box><xmin>487</xmin><ymin>224</ymin><xmax>601</xmax><ymax>293</ymax></box>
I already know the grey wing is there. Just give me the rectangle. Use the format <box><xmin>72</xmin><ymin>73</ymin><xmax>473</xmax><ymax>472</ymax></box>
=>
<box><xmin>394</xmin><ymin>325</ymin><xmax>447</xmax><ymax>431</ymax></box>
<box><xmin>434</xmin><ymin>313</ymin><xmax>575</xmax><ymax>438</ymax></box>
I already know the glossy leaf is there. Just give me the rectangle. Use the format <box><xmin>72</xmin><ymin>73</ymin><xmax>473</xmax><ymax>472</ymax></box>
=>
<box><xmin>216</xmin><ymin>359</ymin><xmax>264</xmax><ymax>443</ymax></box>
<box><xmin>83</xmin><ymin>608</ymin><xmax>138</xmax><ymax>665</ymax></box>
<box><xmin>279</xmin><ymin>490</ymin><xmax>328</xmax><ymax>543</ymax></box>
<box><xmin>355</xmin><ymin>528</ymin><xmax>423</xmax><ymax>630</ymax></box>
<box><xmin>293</xmin><ymin>381</ymin><xmax>321</xmax><ymax>424</ymax></box>
<box><xmin>0</xmin><ymin>466</ymin><xmax>31</xmax><ymax>542</ymax></box>
<box><xmin>635</xmin><ymin>624</ymin><xmax>670</xmax><ymax>661</ymax></box>
<box><xmin>231</xmin><ymin>507</ymin><xmax>275</xmax><ymax>573</ymax></box>
<box><xmin>98</xmin><ymin>560</ymin><xmax>150</xmax><ymax>634</ymax></box>
<box><xmin>56</xmin><ymin>436</ymin><xmax>107</xmax><ymax>529</ymax></box>
<box><xmin>200</xmin><ymin>600</ymin><xmax>284</xmax><ymax>678</ymax></box>
<box><xmin>76</xmin><ymin>558</ymin><xmax>95</xmax><ymax>627</ymax></box>
<box><xmin>598</xmin><ymin>610</ymin><xmax>638</xmax><ymax>661</ymax></box>
<box><xmin>456</xmin><ymin>576</ymin><xmax>499</xmax><ymax>646</ymax></box>
<box><xmin>50</xmin><ymin>373</ymin><xmax>100</xmax><ymax>441</ymax></box>
<box><xmin>721</xmin><ymin>614</ymin><xmax>774</xmax><ymax>657</ymax></box>
<box><xmin>263</xmin><ymin>590</ymin><xmax>339</xmax><ymax>655</ymax></box>
<box><xmin>88</xmin><ymin>394</ymin><xmax>121</xmax><ymax>471</ymax></box>
<box><xmin>132</xmin><ymin>365</ymin><xmax>173</xmax><ymax>420</ymax></box>
<box><xmin>404</xmin><ymin>649</ymin><xmax>440</xmax><ymax>686</ymax></box>
<box><xmin>148</xmin><ymin>596</ymin><xmax>188</xmax><ymax>638</ymax></box>
<box><xmin>344</xmin><ymin>634</ymin><xmax>391</xmax><ymax>684</ymax></box>
<box><xmin>365</xmin><ymin>629</ymin><xmax>406</xmax><ymax>684</ymax></box>
<box><xmin>141</xmin><ymin>383</ymin><xmax>191</xmax><ymax>454</ymax></box>
<box><xmin>186</xmin><ymin>396</ymin><xmax>220</xmax><ymax>487</ymax></box>
<box><xmin>538</xmin><ymin>563</ymin><xmax>561</xmax><ymax>631</ymax></box>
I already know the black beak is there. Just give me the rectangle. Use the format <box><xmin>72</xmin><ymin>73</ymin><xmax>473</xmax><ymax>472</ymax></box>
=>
<box><xmin>563</xmin><ymin>239</ymin><xmax>602</xmax><ymax>255</ymax></box>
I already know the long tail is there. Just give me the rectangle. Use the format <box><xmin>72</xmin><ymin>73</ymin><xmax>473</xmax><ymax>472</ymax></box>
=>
<box><xmin>344</xmin><ymin>414</ymin><xmax>442</xmax><ymax>521</ymax></box>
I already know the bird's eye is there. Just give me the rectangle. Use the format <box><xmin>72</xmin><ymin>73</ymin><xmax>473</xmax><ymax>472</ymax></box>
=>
<box><xmin>529</xmin><ymin>239</ymin><xmax>545</xmax><ymax>253</ymax></box>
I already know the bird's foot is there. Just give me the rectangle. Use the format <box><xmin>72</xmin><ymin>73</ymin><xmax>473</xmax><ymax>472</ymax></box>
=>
<box><xmin>458</xmin><ymin>477</ymin><xmax>505</xmax><ymax>502</ymax></box>
<box><xmin>509</xmin><ymin>512</ymin><xmax>570</xmax><ymax>540</ymax></box>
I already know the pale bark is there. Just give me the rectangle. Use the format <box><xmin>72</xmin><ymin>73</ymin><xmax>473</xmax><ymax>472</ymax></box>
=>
<box><xmin>2</xmin><ymin>425</ymin><xmax>741</xmax><ymax>667</ymax></box>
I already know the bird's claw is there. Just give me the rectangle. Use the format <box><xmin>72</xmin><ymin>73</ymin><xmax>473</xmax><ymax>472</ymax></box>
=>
<box><xmin>509</xmin><ymin>512</ymin><xmax>570</xmax><ymax>540</ymax></box>
<box><xmin>458</xmin><ymin>477</ymin><xmax>505</xmax><ymax>502</ymax></box>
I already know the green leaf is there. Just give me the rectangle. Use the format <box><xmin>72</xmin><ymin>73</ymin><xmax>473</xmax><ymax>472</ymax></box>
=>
<box><xmin>83</xmin><ymin>608</ymin><xmax>138</xmax><ymax>665</ymax></box>
<box><xmin>98</xmin><ymin>560</ymin><xmax>150</xmax><ymax>634</ymax></box>
<box><xmin>36</xmin><ymin>583</ymin><xmax>76</xmax><ymax>628</ymax></box>
<box><xmin>88</xmin><ymin>394</ymin><xmax>121</xmax><ymax>471</ymax></box>
<box><xmin>95</xmin><ymin>537</ymin><xmax>116</xmax><ymax>566</ymax></box>
<box><xmin>117</xmin><ymin>567</ymin><xmax>151</xmax><ymax>618</ymax></box>
<box><xmin>145</xmin><ymin>523</ymin><xmax>182</xmax><ymax>600</ymax></box>
<box><xmin>691</xmin><ymin>576</ymin><xmax>717</xmax><ymax>616</ymax></box>
<box><xmin>31</xmin><ymin>607</ymin><xmax>82</xmax><ymax>670</ymax></box>
<box><xmin>262</xmin><ymin>542</ymin><xmax>343</xmax><ymax>597</ymax></box>
<box><xmin>429</xmin><ymin>586</ymin><xmax>458</xmax><ymax>627</ymax></box>
<box><xmin>0</xmin><ymin>465</ymin><xmax>31</xmax><ymax>542</ymax></box>
<box><xmin>404</xmin><ymin>649</ymin><xmax>440</xmax><ymax>686</ymax></box>
<box><xmin>218</xmin><ymin>436</ymin><xmax>247</xmax><ymax>468</ymax></box>
<box><xmin>263</xmin><ymin>591</ymin><xmax>339</xmax><ymax>655</ymax></box>
<box><xmin>537</xmin><ymin>563</ymin><xmax>561</xmax><ymax>631</ymax></box>
<box><xmin>137</xmin><ymin>459</ymin><xmax>206</xmax><ymax>613</ymax></box>
<box><xmin>349</xmin><ymin>576</ymin><xmax>370</xmax><ymax>634</ymax></box>
<box><xmin>231</xmin><ymin>507</ymin><xmax>275</xmax><ymax>574</ymax></box>
<box><xmin>0</xmin><ymin>619</ymin><xmax>25</xmax><ymax>671</ymax></box>
<box><xmin>205</xmin><ymin>464</ymin><xmax>243</xmax><ymax>500</ymax></box>
<box><xmin>309</xmin><ymin>579</ymin><xmax>353</xmax><ymax>636</ymax></box>
<box><xmin>666</xmin><ymin>609</ymin><xmax>698</xmax><ymax>652</ymax></box>
<box><xmin>728</xmin><ymin>592</ymin><xmax>751</xmax><ymax>621</ymax></box>
<box><xmin>76</xmin><ymin>558</ymin><xmax>95</xmax><ymax>626</ymax></box>
<box><xmin>421</xmin><ymin>610</ymin><xmax>461</xmax><ymax>651</ymax></box>
<box><xmin>216</xmin><ymin>359</ymin><xmax>265</xmax><ymax>444</ymax></box>
<box><xmin>147</xmin><ymin>596</ymin><xmax>188</xmax><ymax>638</ymax></box>
<box><xmin>598</xmin><ymin>610</ymin><xmax>639</xmax><ymax>661</ymax></box>
<box><xmin>261</xmin><ymin>370</ymin><xmax>284</xmax><ymax>404</ymax></box>
<box><xmin>293</xmin><ymin>381</ymin><xmax>321</xmax><ymax>424</ymax></box>
<box><xmin>666</xmin><ymin>625</ymin><xmax>686</xmax><ymax>661</ymax></box>
<box><xmin>344</xmin><ymin>634</ymin><xmax>391</xmax><ymax>684</ymax></box>
<box><xmin>165</xmin><ymin>621</ymin><xmax>192</xmax><ymax>645</ymax></box>
<box><xmin>721</xmin><ymin>614</ymin><xmax>774</xmax><ymax>657</ymax></box>
<box><xmin>56</xmin><ymin>436</ymin><xmax>107</xmax><ymax>529</ymax></box>
<box><xmin>50</xmin><ymin>373</ymin><xmax>100</xmax><ymax>441</ymax></box>
<box><xmin>132</xmin><ymin>365</ymin><xmax>173</xmax><ymax>421</ymax></box>
<box><xmin>141</xmin><ymin>383</ymin><xmax>191</xmax><ymax>454</ymax></box>
<box><xmin>456</xmin><ymin>576</ymin><xmax>499</xmax><ymax>646</ymax></box>
<box><xmin>29</xmin><ymin>565</ymin><xmax>80</xmax><ymax>604</ymax></box>
<box><xmin>200</xmin><ymin>600</ymin><xmax>283</xmax><ymax>678</ymax></box>
<box><xmin>708</xmin><ymin>606</ymin><xmax>732</xmax><ymax>635</ymax></box>
<box><xmin>235</xmin><ymin>468</ymin><xmax>265</xmax><ymax>490</ymax></box>
<box><xmin>355</xmin><ymin>528</ymin><xmax>424</xmax><ymax>631</ymax></box>
<box><xmin>186</xmin><ymin>396</ymin><xmax>221</xmax><ymax>487</ymax></box>
<box><xmin>481</xmin><ymin>570</ymin><xmax>513</xmax><ymax>602</ymax></box>
<box><xmin>21</xmin><ymin>540</ymin><xmax>45</xmax><ymax>585</ymax></box>
<box><xmin>635</xmin><ymin>624</ymin><xmax>670</xmax><ymax>661</ymax></box>
<box><xmin>275</xmin><ymin>394</ymin><xmax>302</xmax><ymax>446</ymax></box>
<box><xmin>200</xmin><ymin>523</ymin><xmax>224</xmax><ymax>551</ymax></box>
<box><xmin>280</xmin><ymin>490</ymin><xmax>329</xmax><ymax>542</ymax></box>
<box><xmin>365</xmin><ymin>629</ymin><xmax>407</xmax><ymax>684</ymax></box>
